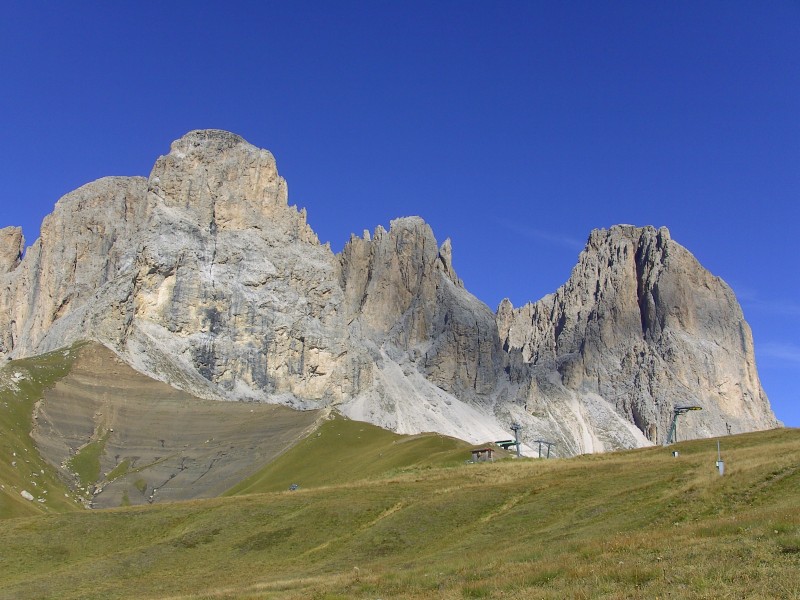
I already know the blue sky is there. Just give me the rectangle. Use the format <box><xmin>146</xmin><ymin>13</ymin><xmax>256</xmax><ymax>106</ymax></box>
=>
<box><xmin>1</xmin><ymin>2</ymin><xmax>798</xmax><ymax>426</ymax></box>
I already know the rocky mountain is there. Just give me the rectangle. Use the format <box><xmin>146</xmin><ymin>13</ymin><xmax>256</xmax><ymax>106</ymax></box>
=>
<box><xmin>0</xmin><ymin>130</ymin><xmax>779</xmax><ymax>456</ymax></box>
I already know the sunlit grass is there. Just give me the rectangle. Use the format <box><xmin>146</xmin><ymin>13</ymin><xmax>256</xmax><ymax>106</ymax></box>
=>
<box><xmin>0</xmin><ymin>426</ymin><xmax>796</xmax><ymax>599</ymax></box>
<box><xmin>65</xmin><ymin>430</ymin><xmax>110</xmax><ymax>488</ymax></box>
<box><xmin>224</xmin><ymin>414</ymin><xmax>483</xmax><ymax>495</ymax></box>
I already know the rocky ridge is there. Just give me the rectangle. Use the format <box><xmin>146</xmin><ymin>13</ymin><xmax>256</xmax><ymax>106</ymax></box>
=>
<box><xmin>0</xmin><ymin>130</ymin><xmax>779</xmax><ymax>455</ymax></box>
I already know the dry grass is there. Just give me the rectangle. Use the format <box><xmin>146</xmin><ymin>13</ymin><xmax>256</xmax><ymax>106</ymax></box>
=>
<box><xmin>0</xmin><ymin>426</ymin><xmax>796</xmax><ymax>599</ymax></box>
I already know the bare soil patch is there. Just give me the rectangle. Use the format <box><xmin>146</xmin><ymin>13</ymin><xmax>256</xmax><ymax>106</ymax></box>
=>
<box><xmin>32</xmin><ymin>343</ymin><xmax>323</xmax><ymax>507</ymax></box>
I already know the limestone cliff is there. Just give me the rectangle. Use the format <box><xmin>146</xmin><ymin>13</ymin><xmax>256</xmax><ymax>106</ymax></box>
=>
<box><xmin>496</xmin><ymin>226</ymin><xmax>777</xmax><ymax>451</ymax></box>
<box><xmin>0</xmin><ymin>227</ymin><xmax>24</xmax><ymax>274</ymax></box>
<box><xmin>0</xmin><ymin>130</ymin><xmax>779</xmax><ymax>455</ymax></box>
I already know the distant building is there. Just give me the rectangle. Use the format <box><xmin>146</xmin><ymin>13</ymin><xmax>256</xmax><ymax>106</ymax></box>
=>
<box><xmin>470</xmin><ymin>448</ymin><xmax>494</xmax><ymax>462</ymax></box>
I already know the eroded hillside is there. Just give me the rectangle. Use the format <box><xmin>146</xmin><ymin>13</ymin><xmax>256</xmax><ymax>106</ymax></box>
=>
<box><xmin>28</xmin><ymin>343</ymin><xmax>325</xmax><ymax>508</ymax></box>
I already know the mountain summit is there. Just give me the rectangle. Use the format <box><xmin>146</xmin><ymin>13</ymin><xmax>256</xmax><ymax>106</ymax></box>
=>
<box><xmin>0</xmin><ymin>130</ymin><xmax>778</xmax><ymax>455</ymax></box>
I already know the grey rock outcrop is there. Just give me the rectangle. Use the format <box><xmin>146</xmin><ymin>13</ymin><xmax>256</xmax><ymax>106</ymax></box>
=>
<box><xmin>339</xmin><ymin>217</ymin><xmax>501</xmax><ymax>402</ymax></box>
<box><xmin>496</xmin><ymin>226</ymin><xmax>778</xmax><ymax>450</ymax></box>
<box><xmin>0</xmin><ymin>226</ymin><xmax>25</xmax><ymax>354</ymax></box>
<box><xmin>0</xmin><ymin>130</ymin><xmax>779</xmax><ymax>455</ymax></box>
<box><xmin>0</xmin><ymin>227</ymin><xmax>24</xmax><ymax>274</ymax></box>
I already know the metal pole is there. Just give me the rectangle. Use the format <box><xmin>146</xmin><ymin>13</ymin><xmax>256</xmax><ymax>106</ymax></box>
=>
<box><xmin>511</xmin><ymin>423</ymin><xmax>522</xmax><ymax>458</ymax></box>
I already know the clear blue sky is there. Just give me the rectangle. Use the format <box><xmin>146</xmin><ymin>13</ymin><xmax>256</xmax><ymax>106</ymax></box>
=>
<box><xmin>1</xmin><ymin>2</ymin><xmax>798</xmax><ymax>426</ymax></box>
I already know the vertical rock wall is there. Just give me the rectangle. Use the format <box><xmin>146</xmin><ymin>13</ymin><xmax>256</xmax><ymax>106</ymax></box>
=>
<box><xmin>496</xmin><ymin>226</ymin><xmax>777</xmax><ymax>445</ymax></box>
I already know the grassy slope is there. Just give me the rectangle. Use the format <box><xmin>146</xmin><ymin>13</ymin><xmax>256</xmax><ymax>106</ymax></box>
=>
<box><xmin>0</xmin><ymin>427</ymin><xmax>796</xmax><ymax>599</ymax></box>
<box><xmin>225</xmin><ymin>415</ymin><xmax>488</xmax><ymax>495</ymax></box>
<box><xmin>0</xmin><ymin>347</ymin><xmax>83</xmax><ymax>519</ymax></box>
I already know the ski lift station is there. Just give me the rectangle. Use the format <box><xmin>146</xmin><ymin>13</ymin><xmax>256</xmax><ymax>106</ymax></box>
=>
<box><xmin>470</xmin><ymin>448</ymin><xmax>495</xmax><ymax>463</ymax></box>
<box><xmin>665</xmin><ymin>405</ymin><xmax>702</xmax><ymax>445</ymax></box>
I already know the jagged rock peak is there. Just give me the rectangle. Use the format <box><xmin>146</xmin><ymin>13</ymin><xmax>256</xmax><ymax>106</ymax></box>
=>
<box><xmin>497</xmin><ymin>222</ymin><xmax>778</xmax><ymax>445</ymax></box>
<box><xmin>589</xmin><ymin>223</ymin><xmax>670</xmax><ymax>242</ymax></box>
<box><xmin>169</xmin><ymin>129</ymin><xmax>250</xmax><ymax>155</ymax></box>
<box><xmin>581</xmin><ymin>225</ymin><xmax>672</xmax><ymax>270</ymax></box>
<box><xmin>496</xmin><ymin>296</ymin><xmax>514</xmax><ymax>315</ymax></box>
<box><xmin>338</xmin><ymin>215</ymin><xmax>462</xmax><ymax>328</ymax></box>
<box><xmin>147</xmin><ymin>129</ymin><xmax>317</xmax><ymax>243</ymax></box>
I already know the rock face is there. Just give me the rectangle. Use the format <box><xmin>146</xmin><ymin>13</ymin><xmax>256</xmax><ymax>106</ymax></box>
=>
<box><xmin>0</xmin><ymin>227</ymin><xmax>24</xmax><ymax>274</ymax></box>
<box><xmin>0</xmin><ymin>130</ymin><xmax>779</xmax><ymax>455</ymax></box>
<box><xmin>496</xmin><ymin>226</ymin><xmax>777</xmax><ymax>452</ymax></box>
